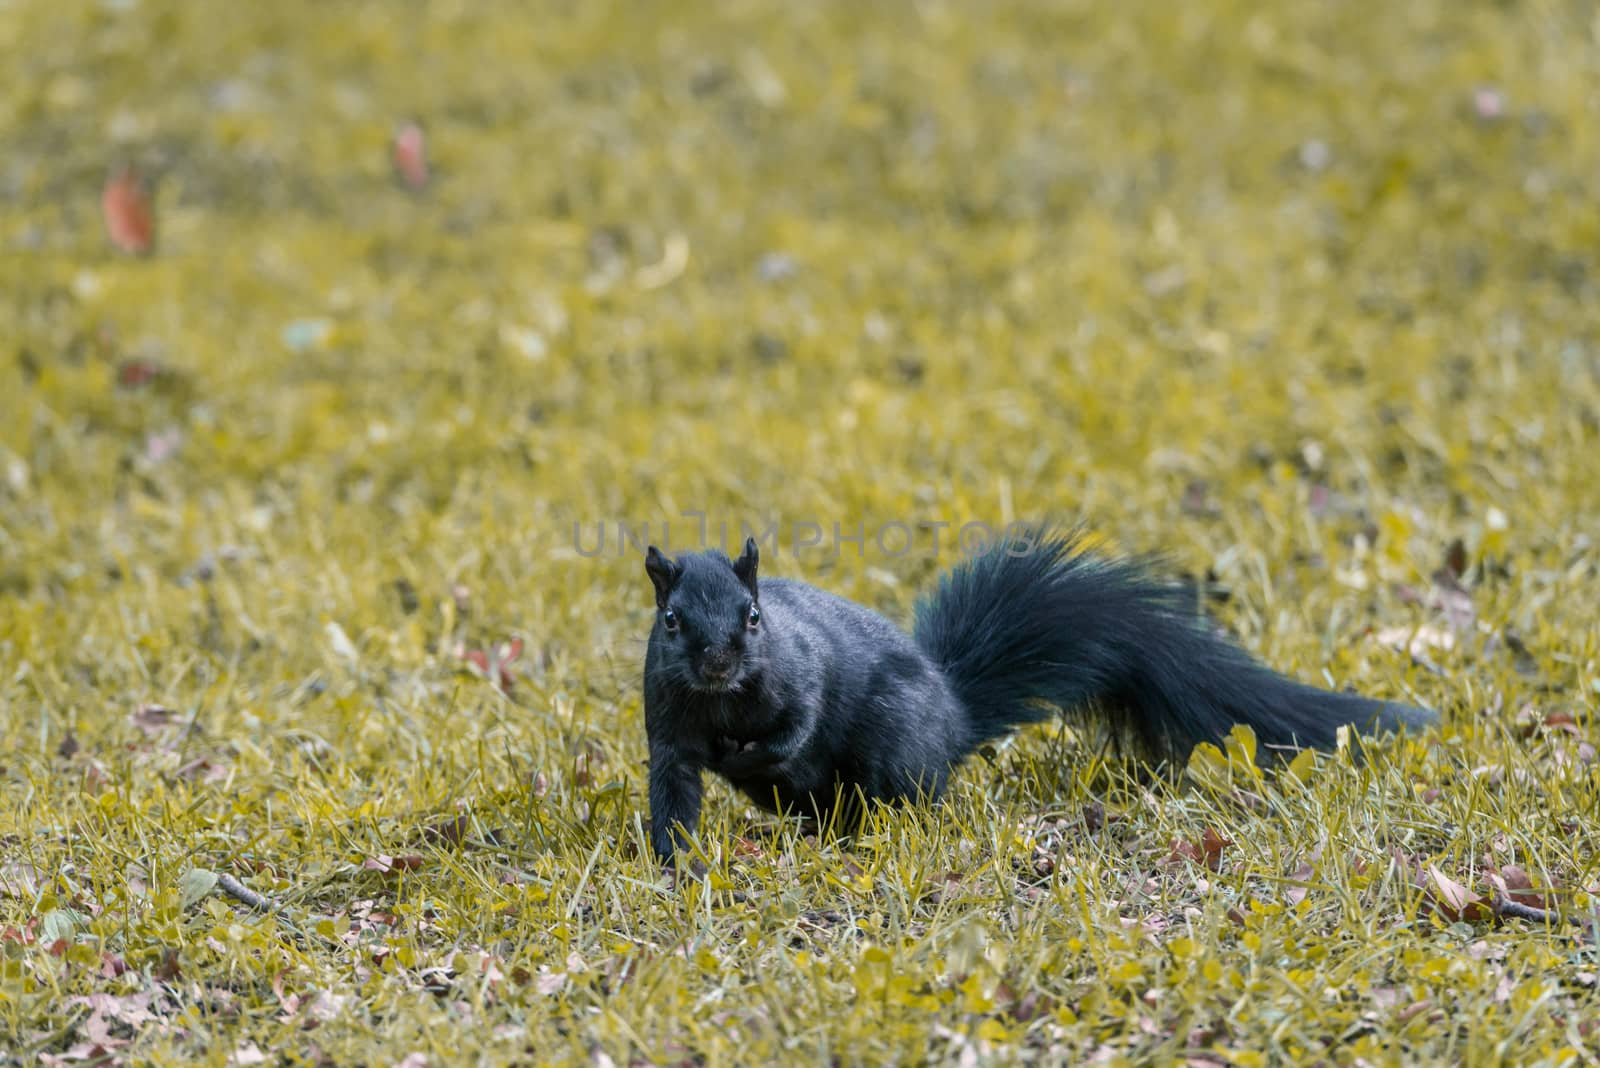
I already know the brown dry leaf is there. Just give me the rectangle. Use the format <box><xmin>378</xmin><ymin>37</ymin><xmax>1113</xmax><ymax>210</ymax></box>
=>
<box><xmin>423</xmin><ymin>815</ymin><xmax>471</xmax><ymax>849</ymax></box>
<box><xmin>1425</xmin><ymin>865</ymin><xmax>1495</xmax><ymax>923</ymax></box>
<box><xmin>1490</xmin><ymin>865</ymin><xmax>1550</xmax><ymax>909</ymax></box>
<box><xmin>1168</xmin><ymin>838</ymin><xmax>1202</xmax><ymax>866</ymax></box>
<box><xmin>1516</xmin><ymin>705</ymin><xmax>1581</xmax><ymax>738</ymax></box>
<box><xmin>1200</xmin><ymin>828</ymin><xmax>1232</xmax><ymax>872</ymax></box>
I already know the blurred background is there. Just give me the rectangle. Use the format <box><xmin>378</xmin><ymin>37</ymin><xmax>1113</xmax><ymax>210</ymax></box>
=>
<box><xmin>3</xmin><ymin>0</ymin><xmax>1598</xmax><ymax>768</ymax></box>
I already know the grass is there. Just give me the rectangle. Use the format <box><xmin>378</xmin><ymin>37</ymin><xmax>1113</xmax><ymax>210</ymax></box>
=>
<box><xmin>2</xmin><ymin>0</ymin><xmax>1599</xmax><ymax>1063</ymax></box>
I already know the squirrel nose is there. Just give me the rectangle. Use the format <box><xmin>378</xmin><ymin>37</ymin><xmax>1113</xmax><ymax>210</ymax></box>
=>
<box><xmin>701</xmin><ymin>648</ymin><xmax>736</xmax><ymax>678</ymax></box>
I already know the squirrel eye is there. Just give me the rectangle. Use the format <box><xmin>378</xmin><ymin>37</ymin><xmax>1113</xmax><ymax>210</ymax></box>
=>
<box><xmin>746</xmin><ymin>603</ymin><xmax>761</xmax><ymax>628</ymax></box>
<box><xmin>662</xmin><ymin>608</ymin><xmax>679</xmax><ymax>632</ymax></box>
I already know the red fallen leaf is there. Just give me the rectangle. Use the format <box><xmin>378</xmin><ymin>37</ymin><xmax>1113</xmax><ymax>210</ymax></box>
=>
<box><xmin>1489</xmin><ymin>865</ymin><xmax>1550</xmax><ymax>909</ymax></box>
<box><xmin>392</xmin><ymin>121</ymin><xmax>430</xmax><ymax>191</ymax></box>
<box><xmin>1515</xmin><ymin>705</ymin><xmax>1581</xmax><ymax>738</ymax></box>
<box><xmin>458</xmin><ymin>638</ymin><xmax>522</xmax><ymax>690</ymax></box>
<box><xmin>99</xmin><ymin>952</ymin><xmax>128</xmax><ymax>978</ymax></box>
<box><xmin>102</xmin><ymin>164</ymin><xmax>156</xmax><ymax>255</ymax></box>
<box><xmin>1200</xmin><ymin>828</ymin><xmax>1232</xmax><ymax>872</ymax></box>
<box><xmin>363</xmin><ymin>854</ymin><xmax>424</xmax><ymax>875</ymax></box>
<box><xmin>116</xmin><ymin>358</ymin><xmax>165</xmax><ymax>388</ymax></box>
<box><xmin>48</xmin><ymin>938</ymin><xmax>70</xmax><ymax>956</ymax></box>
<box><xmin>1168</xmin><ymin>838</ymin><xmax>1202</xmax><ymax>866</ymax></box>
<box><xmin>1424</xmin><ymin>865</ymin><xmax>1495</xmax><ymax>923</ymax></box>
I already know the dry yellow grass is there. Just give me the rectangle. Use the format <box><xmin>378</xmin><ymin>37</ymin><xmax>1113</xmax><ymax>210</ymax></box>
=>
<box><xmin>2</xmin><ymin>1</ymin><xmax>1599</xmax><ymax>1064</ymax></box>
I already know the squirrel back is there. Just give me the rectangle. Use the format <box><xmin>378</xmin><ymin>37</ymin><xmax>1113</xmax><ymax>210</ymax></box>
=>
<box><xmin>640</xmin><ymin>526</ymin><xmax>1435</xmax><ymax>863</ymax></box>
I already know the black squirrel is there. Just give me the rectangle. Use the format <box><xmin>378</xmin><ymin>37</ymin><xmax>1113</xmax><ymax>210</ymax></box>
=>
<box><xmin>641</xmin><ymin>525</ymin><xmax>1434</xmax><ymax>864</ymax></box>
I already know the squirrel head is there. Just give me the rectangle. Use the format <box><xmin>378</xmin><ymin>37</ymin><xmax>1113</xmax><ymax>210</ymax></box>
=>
<box><xmin>645</xmin><ymin>538</ymin><xmax>764</xmax><ymax>693</ymax></box>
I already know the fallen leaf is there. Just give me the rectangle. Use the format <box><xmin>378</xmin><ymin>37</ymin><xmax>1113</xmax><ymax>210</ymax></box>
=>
<box><xmin>129</xmin><ymin>705</ymin><xmax>177</xmax><ymax>736</ymax></box>
<box><xmin>102</xmin><ymin>164</ymin><xmax>156</xmax><ymax>255</ymax></box>
<box><xmin>393</xmin><ymin>121</ymin><xmax>430</xmax><ymax>191</ymax></box>
<box><xmin>179</xmin><ymin>869</ymin><xmax>219</xmax><ymax>909</ymax></box>
<box><xmin>423</xmin><ymin>815</ymin><xmax>470</xmax><ymax>848</ymax></box>
<box><xmin>459</xmin><ymin>638</ymin><xmax>522</xmax><ymax>690</ymax></box>
<box><xmin>230</xmin><ymin>1041</ymin><xmax>267</xmax><ymax>1066</ymax></box>
<box><xmin>1424</xmin><ymin>865</ymin><xmax>1494</xmax><ymax>923</ymax></box>
<box><xmin>115</xmin><ymin>359</ymin><xmax>166</xmax><ymax>389</ymax></box>
<box><xmin>1285</xmin><ymin>862</ymin><xmax>1316</xmax><ymax>906</ymax></box>
<box><xmin>0</xmin><ymin>864</ymin><xmax>41</xmax><ymax>899</ymax></box>
<box><xmin>1200</xmin><ymin>829</ymin><xmax>1232</xmax><ymax>872</ymax></box>
<box><xmin>1490</xmin><ymin>864</ymin><xmax>1550</xmax><ymax>909</ymax></box>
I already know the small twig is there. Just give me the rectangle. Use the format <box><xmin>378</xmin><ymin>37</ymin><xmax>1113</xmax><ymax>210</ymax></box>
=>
<box><xmin>1493</xmin><ymin>894</ymin><xmax>1575</xmax><ymax>927</ymax></box>
<box><xmin>218</xmin><ymin>873</ymin><xmax>279</xmax><ymax>914</ymax></box>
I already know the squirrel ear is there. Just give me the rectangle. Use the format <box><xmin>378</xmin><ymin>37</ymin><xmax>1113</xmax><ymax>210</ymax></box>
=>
<box><xmin>644</xmin><ymin>546</ymin><xmax>680</xmax><ymax>607</ymax></box>
<box><xmin>732</xmin><ymin>536</ymin><xmax>759</xmax><ymax>596</ymax></box>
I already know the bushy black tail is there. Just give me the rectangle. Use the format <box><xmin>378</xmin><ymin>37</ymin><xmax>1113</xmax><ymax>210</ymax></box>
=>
<box><xmin>911</xmin><ymin>526</ymin><xmax>1435</xmax><ymax>762</ymax></box>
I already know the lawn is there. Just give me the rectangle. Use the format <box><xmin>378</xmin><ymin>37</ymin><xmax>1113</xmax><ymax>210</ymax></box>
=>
<box><xmin>2</xmin><ymin>0</ymin><xmax>1599</xmax><ymax>1064</ymax></box>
